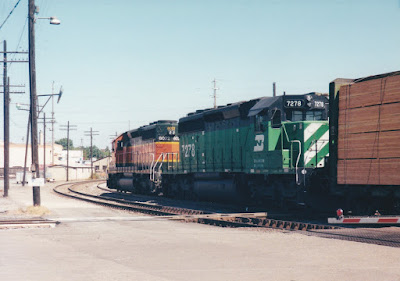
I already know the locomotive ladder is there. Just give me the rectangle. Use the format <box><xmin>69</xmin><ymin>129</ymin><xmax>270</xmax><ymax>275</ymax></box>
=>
<box><xmin>150</xmin><ymin>153</ymin><xmax>163</xmax><ymax>183</ymax></box>
<box><xmin>150</xmin><ymin>153</ymin><xmax>179</xmax><ymax>183</ymax></box>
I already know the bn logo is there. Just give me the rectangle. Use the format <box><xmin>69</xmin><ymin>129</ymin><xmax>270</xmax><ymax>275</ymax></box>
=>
<box><xmin>254</xmin><ymin>135</ymin><xmax>264</xmax><ymax>152</ymax></box>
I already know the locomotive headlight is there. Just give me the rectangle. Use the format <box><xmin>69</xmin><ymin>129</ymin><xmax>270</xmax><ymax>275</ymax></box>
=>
<box><xmin>306</xmin><ymin>95</ymin><xmax>312</xmax><ymax>101</ymax></box>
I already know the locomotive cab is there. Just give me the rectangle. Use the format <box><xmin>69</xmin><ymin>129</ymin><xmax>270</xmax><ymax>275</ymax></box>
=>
<box><xmin>247</xmin><ymin>92</ymin><xmax>329</xmax><ymax>202</ymax></box>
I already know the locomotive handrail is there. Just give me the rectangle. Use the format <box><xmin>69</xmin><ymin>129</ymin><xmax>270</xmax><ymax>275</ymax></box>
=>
<box><xmin>291</xmin><ymin>140</ymin><xmax>301</xmax><ymax>185</ymax></box>
<box><xmin>282</xmin><ymin>123</ymin><xmax>290</xmax><ymax>143</ymax></box>
<box><xmin>158</xmin><ymin>154</ymin><xmax>165</xmax><ymax>174</ymax></box>
<box><xmin>148</xmin><ymin>153</ymin><xmax>155</xmax><ymax>180</ymax></box>
<box><xmin>150</xmin><ymin>153</ymin><xmax>155</xmax><ymax>175</ymax></box>
<box><xmin>163</xmin><ymin>152</ymin><xmax>179</xmax><ymax>171</ymax></box>
<box><xmin>151</xmin><ymin>153</ymin><xmax>163</xmax><ymax>182</ymax></box>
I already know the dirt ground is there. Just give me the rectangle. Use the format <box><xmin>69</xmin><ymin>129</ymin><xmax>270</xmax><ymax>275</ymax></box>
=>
<box><xmin>0</xmin><ymin>181</ymin><xmax>399</xmax><ymax>281</ymax></box>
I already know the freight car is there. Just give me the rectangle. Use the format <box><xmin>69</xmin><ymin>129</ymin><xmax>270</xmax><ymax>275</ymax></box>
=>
<box><xmin>329</xmin><ymin>71</ymin><xmax>400</xmax><ymax>212</ymax></box>
<box><xmin>108</xmin><ymin>92</ymin><xmax>329</xmax><ymax>207</ymax></box>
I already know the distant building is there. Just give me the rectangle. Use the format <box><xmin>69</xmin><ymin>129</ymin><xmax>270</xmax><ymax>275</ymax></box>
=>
<box><xmin>0</xmin><ymin>141</ymin><xmax>63</xmax><ymax>170</ymax></box>
<box><xmin>57</xmin><ymin>150</ymin><xmax>84</xmax><ymax>165</ymax></box>
<box><xmin>46</xmin><ymin>165</ymin><xmax>92</xmax><ymax>181</ymax></box>
<box><xmin>0</xmin><ymin>141</ymin><xmax>90</xmax><ymax>181</ymax></box>
<box><xmin>93</xmin><ymin>156</ymin><xmax>112</xmax><ymax>178</ymax></box>
<box><xmin>93</xmin><ymin>156</ymin><xmax>112</xmax><ymax>172</ymax></box>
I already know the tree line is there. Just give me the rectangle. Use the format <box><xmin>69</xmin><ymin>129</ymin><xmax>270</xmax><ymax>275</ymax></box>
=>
<box><xmin>55</xmin><ymin>138</ymin><xmax>110</xmax><ymax>160</ymax></box>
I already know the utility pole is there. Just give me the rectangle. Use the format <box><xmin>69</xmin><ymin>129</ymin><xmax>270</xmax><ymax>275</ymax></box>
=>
<box><xmin>3</xmin><ymin>41</ymin><xmax>9</xmax><ymax>197</ymax></box>
<box><xmin>29</xmin><ymin>0</ymin><xmax>41</xmax><ymax>206</ymax></box>
<box><xmin>38</xmin><ymin>113</ymin><xmax>53</xmax><ymax>180</ymax></box>
<box><xmin>60</xmin><ymin>121</ymin><xmax>77</xmax><ymax>181</ymax></box>
<box><xmin>37</xmin><ymin>84</ymin><xmax>62</xmax><ymax>166</ymax></box>
<box><xmin>22</xmin><ymin>113</ymin><xmax>31</xmax><ymax>186</ymax></box>
<box><xmin>25</xmin><ymin>0</ymin><xmax>60</xmax><ymax>202</ymax></box>
<box><xmin>19</xmin><ymin>97</ymin><xmax>53</xmax><ymax>187</ymax></box>
<box><xmin>212</xmin><ymin>78</ymin><xmax>219</xmax><ymax>109</ymax></box>
<box><xmin>36</xmin><ymin>88</ymin><xmax>60</xmax><ymax>181</ymax></box>
<box><xmin>43</xmin><ymin>113</ymin><xmax>46</xmax><ymax>179</ymax></box>
<box><xmin>1</xmin><ymin>41</ymin><xmax>27</xmax><ymax>197</ymax></box>
<box><xmin>51</xmin><ymin>82</ymin><xmax>55</xmax><ymax>165</ymax></box>
<box><xmin>109</xmin><ymin>132</ymin><xmax>118</xmax><ymax>140</ymax></box>
<box><xmin>84</xmin><ymin>128</ymin><xmax>99</xmax><ymax>179</ymax></box>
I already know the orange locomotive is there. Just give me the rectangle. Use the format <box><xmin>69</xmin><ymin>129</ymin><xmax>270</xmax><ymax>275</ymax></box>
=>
<box><xmin>108</xmin><ymin>120</ymin><xmax>179</xmax><ymax>194</ymax></box>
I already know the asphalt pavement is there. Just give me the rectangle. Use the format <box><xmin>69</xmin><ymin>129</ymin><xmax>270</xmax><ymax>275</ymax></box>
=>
<box><xmin>0</xmin><ymin>181</ymin><xmax>400</xmax><ymax>281</ymax></box>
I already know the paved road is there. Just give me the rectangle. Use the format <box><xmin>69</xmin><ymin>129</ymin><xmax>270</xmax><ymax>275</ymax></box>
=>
<box><xmin>1</xmin><ymin>182</ymin><xmax>400</xmax><ymax>281</ymax></box>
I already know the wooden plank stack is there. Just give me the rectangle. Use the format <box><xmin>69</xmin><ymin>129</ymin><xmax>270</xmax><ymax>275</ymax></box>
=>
<box><xmin>337</xmin><ymin>73</ymin><xmax>400</xmax><ymax>185</ymax></box>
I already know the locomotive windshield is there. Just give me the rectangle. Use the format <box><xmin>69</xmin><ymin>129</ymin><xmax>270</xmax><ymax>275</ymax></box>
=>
<box><xmin>287</xmin><ymin>109</ymin><xmax>325</xmax><ymax>121</ymax></box>
<box><xmin>306</xmin><ymin>110</ymin><xmax>324</xmax><ymax>121</ymax></box>
<box><xmin>248</xmin><ymin>93</ymin><xmax>328</xmax><ymax>122</ymax></box>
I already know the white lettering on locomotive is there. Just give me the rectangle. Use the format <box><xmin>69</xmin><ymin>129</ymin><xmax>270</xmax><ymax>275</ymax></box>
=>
<box><xmin>254</xmin><ymin>135</ymin><xmax>264</xmax><ymax>152</ymax></box>
<box><xmin>314</xmin><ymin>101</ymin><xmax>325</xmax><ymax>108</ymax></box>
<box><xmin>182</xmin><ymin>144</ymin><xmax>196</xmax><ymax>158</ymax></box>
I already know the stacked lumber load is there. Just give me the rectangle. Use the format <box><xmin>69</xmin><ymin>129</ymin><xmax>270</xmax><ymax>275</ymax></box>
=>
<box><xmin>337</xmin><ymin>72</ymin><xmax>400</xmax><ymax>185</ymax></box>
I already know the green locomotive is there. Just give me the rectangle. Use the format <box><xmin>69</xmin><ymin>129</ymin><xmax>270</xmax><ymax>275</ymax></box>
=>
<box><xmin>108</xmin><ymin>71</ymin><xmax>400</xmax><ymax>212</ymax></box>
<box><xmin>160</xmin><ymin>92</ymin><xmax>329</xmax><ymax>205</ymax></box>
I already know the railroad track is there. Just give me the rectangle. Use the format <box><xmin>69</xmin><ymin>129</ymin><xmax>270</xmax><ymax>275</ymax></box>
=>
<box><xmin>54</xmin><ymin>181</ymin><xmax>400</xmax><ymax>248</ymax></box>
<box><xmin>54</xmin><ymin>181</ymin><xmax>338</xmax><ymax>231</ymax></box>
<box><xmin>0</xmin><ymin>219</ymin><xmax>58</xmax><ymax>229</ymax></box>
<box><xmin>306</xmin><ymin>227</ymin><xmax>400</xmax><ymax>248</ymax></box>
<box><xmin>54</xmin><ymin>180</ymin><xmax>206</xmax><ymax>216</ymax></box>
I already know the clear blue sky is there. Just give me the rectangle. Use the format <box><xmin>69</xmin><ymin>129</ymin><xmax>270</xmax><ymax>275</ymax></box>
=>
<box><xmin>1</xmin><ymin>0</ymin><xmax>399</xmax><ymax>149</ymax></box>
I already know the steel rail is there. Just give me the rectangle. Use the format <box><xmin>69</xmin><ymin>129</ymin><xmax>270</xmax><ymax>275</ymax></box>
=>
<box><xmin>95</xmin><ymin>182</ymin><xmax>338</xmax><ymax>231</ymax></box>
<box><xmin>53</xmin><ymin>181</ymin><xmax>400</xmax><ymax>248</ymax></box>
<box><xmin>0</xmin><ymin>218</ymin><xmax>58</xmax><ymax>229</ymax></box>
<box><xmin>54</xmin><ymin>181</ymin><xmax>174</xmax><ymax>216</ymax></box>
<box><xmin>54</xmin><ymin>181</ymin><xmax>400</xmax><ymax>248</ymax></box>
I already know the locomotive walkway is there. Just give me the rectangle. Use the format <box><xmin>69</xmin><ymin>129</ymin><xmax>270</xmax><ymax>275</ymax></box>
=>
<box><xmin>1</xmin><ymin>181</ymin><xmax>400</xmax><ymax>281</ymax></box>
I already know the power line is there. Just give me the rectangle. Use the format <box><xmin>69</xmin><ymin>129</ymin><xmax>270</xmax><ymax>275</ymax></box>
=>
<box><xmin>9</xmin><ymin>17</ymin><xmax>28</xmax><ymax>71</ymax></box>
<box><xmin>0</xmin><ymin>0</ymin><xmax>22</xmax><ymax>31</ymax></box>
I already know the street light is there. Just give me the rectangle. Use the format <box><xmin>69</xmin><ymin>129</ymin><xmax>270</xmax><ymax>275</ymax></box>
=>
<box><xmin>38</xmin><ymin>87</ymin><xmax>63</xmax><ymax>111</ymax></box>
<box><xmin>37</xmin><ymin>16</ymin><xmax>61</xmax><ymax>25</ymax></box>
<box><xmin>16</xmin><ymin>103</ymin><xmax>28</xmax><ymax>111</ymax></box>
<box><xmin>28</xmin><ymin>0</ymin><xmax>60</xmax><ymax>206</ymax></box>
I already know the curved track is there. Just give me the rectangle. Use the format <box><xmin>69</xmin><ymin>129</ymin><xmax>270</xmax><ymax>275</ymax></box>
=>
<box><xmin>54</xmin><ymin>181</ymin><xmax>400</xmax><ymax>248</ymax></box>
<box><xmin>0</xmin><ymin>219</ymin><xmax>58</xmax><ymax>229</ymax></box>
